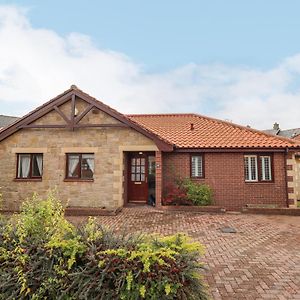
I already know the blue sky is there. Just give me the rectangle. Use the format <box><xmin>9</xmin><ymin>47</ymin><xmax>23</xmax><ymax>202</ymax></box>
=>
<box><xmin>3</xmin><ymin>0</ymin><xmax>300</xmax><ymax>71</ymax></box>
<box><xmin>0</xmin><ymin>1</ymin><xmax>300</xmax><ymax>128</ymax></box>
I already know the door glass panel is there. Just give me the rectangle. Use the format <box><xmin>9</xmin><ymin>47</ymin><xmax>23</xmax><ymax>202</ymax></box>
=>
<box><xmin>130</xmin><ymin>155</ymin><xmax>148</xmax><ymax>183</ymax></box>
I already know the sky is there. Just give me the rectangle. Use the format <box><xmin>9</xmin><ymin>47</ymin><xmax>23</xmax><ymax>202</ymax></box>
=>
<box><xmin>0</xmin><ymin>1</ymin><xmax>300</xmax><ymax>129</ymax></box>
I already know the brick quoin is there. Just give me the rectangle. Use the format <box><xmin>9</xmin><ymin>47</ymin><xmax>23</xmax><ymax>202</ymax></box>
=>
<box><xmin>155</xmin><ymin>151</ymin><xmax>163</xmax><ymax>207</ymax></box>
<box><xmin>163</xmin><ymin>152</ymin><xmax>287</xmax><ymax>211</ymax></box>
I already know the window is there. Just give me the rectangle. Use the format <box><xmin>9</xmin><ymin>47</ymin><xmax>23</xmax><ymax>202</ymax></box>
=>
<box><xmin>131</xmin><ymin>157</ymin><xmax>146</xmax><ymax>182</ymax></box>
<box><xmin>191</xmin><ymin>155</ymin><xmax>204</xmax><ymax>178</ymax></box>
<box><xmin>66</xmin><ymin>153</ymin><xmax>94</xmax><ymax>180</ymax></box>
<box><xmin>17</xmin><ymin>154</ymin><xmax>43</xmax><ymax>179</ymax></box>
<box><xmin>244</xmin><ymin>155</ymin><xmax>258</xmax><ymax>181</ymax></box>
<box><xmin>260</xmin><ymin>156</ymin><xmax>272</xmax><ymax>181</ymax></box>
<box><xmin>244</xmin><ymin>154</ymin><xmax>272</xmax><ymax>182</ymax></box>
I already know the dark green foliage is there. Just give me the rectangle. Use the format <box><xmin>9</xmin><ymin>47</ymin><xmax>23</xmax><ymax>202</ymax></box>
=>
<box><xmin>180</xmin><ymin>179</ymin><xmax>213</xmax><ymax>206</ymax></box>
<box><xmin>0</xmin><ymin>193</ymin><xmax>209</xmax><ymax>299</ymax></box>
<box><xmin>164</xmin><ymin>178</ymin><xmax>213</xmax><ymax>206</ymax></box>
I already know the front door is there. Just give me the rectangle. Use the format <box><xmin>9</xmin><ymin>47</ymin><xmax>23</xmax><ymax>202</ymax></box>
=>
<box><xmin>128</xmin><ymin>152</ymin><xmax>148</xmax><ymax>203</ymax></box>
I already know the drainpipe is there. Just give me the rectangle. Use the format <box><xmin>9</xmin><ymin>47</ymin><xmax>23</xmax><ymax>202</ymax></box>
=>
<box><xmin>284</xmin><ymin>147</ymin><xmax>290</xmax><ymax>208</ymax></box>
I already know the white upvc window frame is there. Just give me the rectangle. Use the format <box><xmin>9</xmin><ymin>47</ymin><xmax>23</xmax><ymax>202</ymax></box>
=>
<box><xmin>260</xmin><ymin>155</ymin><xmax>272</xmax><ymax>181</ymax></box>
<box><xmin>191</xmin><ymin>154</ymin><xmax>204</xmax><ymax>178</ymax></box>
<box><xmin>244</xmin><ymin>155</ymin><xmax>258</xmax><ymax>182</ymax></box>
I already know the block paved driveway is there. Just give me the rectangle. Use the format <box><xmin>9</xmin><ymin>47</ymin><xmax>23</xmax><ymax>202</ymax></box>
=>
<box><xmin>69</xmin><ymin>207</ymin><xmax>300</xmax><ymax>300</ymax></box>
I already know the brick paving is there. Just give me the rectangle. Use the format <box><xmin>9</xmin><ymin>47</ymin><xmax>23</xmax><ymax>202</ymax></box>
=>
<box><xmin>69</xmin><ymin>207</ymin><xmax>300</xmax><ymax>299</ymax></box>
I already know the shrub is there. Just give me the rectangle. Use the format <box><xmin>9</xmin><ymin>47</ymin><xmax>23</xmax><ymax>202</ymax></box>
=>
<box><xmin>0</xmin><ymin>193</ymin><xmax>209</xmax><ymax>299</ymax></box>
<box><xmin>163</xmin><ymin>179</ymin><xmax>213</xmax><ymax>206</ymax></box>
<box><xmin>0</xmin><ymin>189</ymin><xmax>2</xmax><ymax>210</ymax></box>
<box><xmin>163</xmin><ymin>182</ymin><xmax>192</xmax><ymax>206</ymax></box>
<box><xmin>181</xmin><ymin>179</ymin><xmax>213</xmax><ymax>206</ymax></box>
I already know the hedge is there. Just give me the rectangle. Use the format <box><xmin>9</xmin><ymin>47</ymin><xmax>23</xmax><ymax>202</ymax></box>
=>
<box><xmin>0</xmin><ymin>192</ymin><xmax>208</xmax><ymax>299</ymax></box>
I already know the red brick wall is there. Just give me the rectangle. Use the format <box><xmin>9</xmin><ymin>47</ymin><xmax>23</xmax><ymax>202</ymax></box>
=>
<box><xmin>163</xmin><ymin>152</ymin><xmax>287</xmax><ymax>210</ymax></box>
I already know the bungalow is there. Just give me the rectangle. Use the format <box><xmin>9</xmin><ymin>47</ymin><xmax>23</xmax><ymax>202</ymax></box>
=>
<box><xmin>0</xmin><ymin>86</ymin><xmax>299</xmax><ymax>211</ymax></box>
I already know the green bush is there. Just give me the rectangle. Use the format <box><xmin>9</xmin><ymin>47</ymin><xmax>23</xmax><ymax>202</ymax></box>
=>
<box><xmin>0</xmin><ymin>192</ymin><xmax>209</xmax><ymax>299</ymax></box>
<box><xmin>180</xmin><ymin>179</ymin><xmax>213</xmax><ymax>206</ymax></box>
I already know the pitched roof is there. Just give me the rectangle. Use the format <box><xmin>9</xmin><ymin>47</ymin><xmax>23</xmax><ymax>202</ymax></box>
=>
<box><xmin>127</xmin><ymin>113</ymin><xmax>300</xmax><ymax>149</ymax></box>
<box><xmin>0</xmin><ymin>86</ymin><xmax>173</xmax><ymax>151</ymax></box>
<box><xmin>263</xmin><ymin>127</ymin><xmax>300</xmax><ymax>139</ymax></box>
<box><xmin>1</xmin><ymin>86</ymin><xmax>299</xmax><ymax>150</ymax></box>
<box><xmin>0</xmin><ymin>115</ymin><xmax>19</xmax><ymax>129</ymax></box>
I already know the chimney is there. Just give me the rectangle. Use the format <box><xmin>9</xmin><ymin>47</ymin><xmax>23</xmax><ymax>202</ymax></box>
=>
<box><xmin>190</xmin><ymin>123</ymin><xmax>194</xmax><ymax>131</ymax></box>
<box><xmin>273</xmin><ymin>122</ymin><xmax>280</xmax><ymax>130</ymax></box>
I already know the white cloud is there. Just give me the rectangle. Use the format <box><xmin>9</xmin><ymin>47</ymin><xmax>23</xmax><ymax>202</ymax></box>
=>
<box><xmin>0</xmin><ymin>5</ymin><xmax>300</xmax><ymax>129</ymax></box>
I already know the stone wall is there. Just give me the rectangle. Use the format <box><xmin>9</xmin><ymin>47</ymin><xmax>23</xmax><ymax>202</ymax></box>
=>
<box><xmin>0</xmin><ymin>107</ymin><xmax>157</xmax><ymax>210</ymax></box>
<box><xmin>286</xmin><ymin>151</ymin><xmax>300</xmax><ymax>207</ymax></box>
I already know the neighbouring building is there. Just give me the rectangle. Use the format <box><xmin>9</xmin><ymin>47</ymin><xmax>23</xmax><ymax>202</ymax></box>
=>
<box><xmin>0</xmin><ymin>115</ymin><xmax>19</xmax><ymax>130</ymax></box>
<box><xmin>0</xmin><ymin>86</ymin><xmax>299</xmax><ymax>212</ymax></box>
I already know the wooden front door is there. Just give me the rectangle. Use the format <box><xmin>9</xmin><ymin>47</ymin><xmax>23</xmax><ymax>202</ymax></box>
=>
<box><xmin>128</xmin><ymin>153</ymin><xmax>148</xmax><ymax>203</ymax></box>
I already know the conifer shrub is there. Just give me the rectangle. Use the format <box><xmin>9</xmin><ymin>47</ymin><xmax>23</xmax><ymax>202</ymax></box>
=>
<box><xmin>0</xmin><ymin>192</ymin><xmax>208</xmax><ymax>299</ymax></box>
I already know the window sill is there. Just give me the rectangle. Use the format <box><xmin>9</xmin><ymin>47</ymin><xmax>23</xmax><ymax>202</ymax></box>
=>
<box><xmin>64</xmin><ymin>178</ymin><xmax>94</xmax><ymax>182</ymax></box>
<box><xmin>14</xmin><ymin>178</ymin><xmax>42</xmax><ymax>182</ymax></box>
<box><xmin>245</xmin><ymin>181</ymin><xmax>274</xmax><ymax>184</ymax></box>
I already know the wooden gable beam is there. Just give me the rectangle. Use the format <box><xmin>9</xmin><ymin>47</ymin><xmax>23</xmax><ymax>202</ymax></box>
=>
<box><xmin>70</xmin><ymin>94</ymin><xmax>76</xmax><ymax>130</ymax></box>
<box><xmin>14</xmin><ymin>92</ymin><xmax>73</xmax><ymax>131</ymax></box>
<box><xmin>74</xmin><ymin>123</ymin><xmax>128</xmax><ymax>128</ymax></box>
<box><xmin>18</xmin><ymin>123</ymin><xmax>129</xmax><ymax>129</ymax></box>
<box><xmin>20</xmin><ymin>124</ymin><xmax>68</xmax><ymax>129</ymax></box>
<box><xmin>74</xmin><ymin>104</ymin><xmax>94</xmax><ymax>124</ymax></box>
<box><xmin>53</xmin><ymin>106</ymin><xmax>71</xmax><ymax>124</ymax></box>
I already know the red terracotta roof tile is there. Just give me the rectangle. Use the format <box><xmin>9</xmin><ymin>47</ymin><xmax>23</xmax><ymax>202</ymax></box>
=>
<box><xmin>127</xmin><ymin>113</ymin><xmax>300</xmax><ymax>149</ymax></box>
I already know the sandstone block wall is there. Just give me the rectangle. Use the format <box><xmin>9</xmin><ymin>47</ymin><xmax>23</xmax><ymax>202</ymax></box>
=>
<box><xmin>0</xmin><ymin>107</ymin><xmax>157</xmax><ymax>210</ymax></box>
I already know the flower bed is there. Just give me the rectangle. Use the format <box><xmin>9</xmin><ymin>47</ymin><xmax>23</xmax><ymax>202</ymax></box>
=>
<box><xmin>0</xmin><ymin>192</ymin><xmax>209</xmax><ymax>299</ymax></box>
